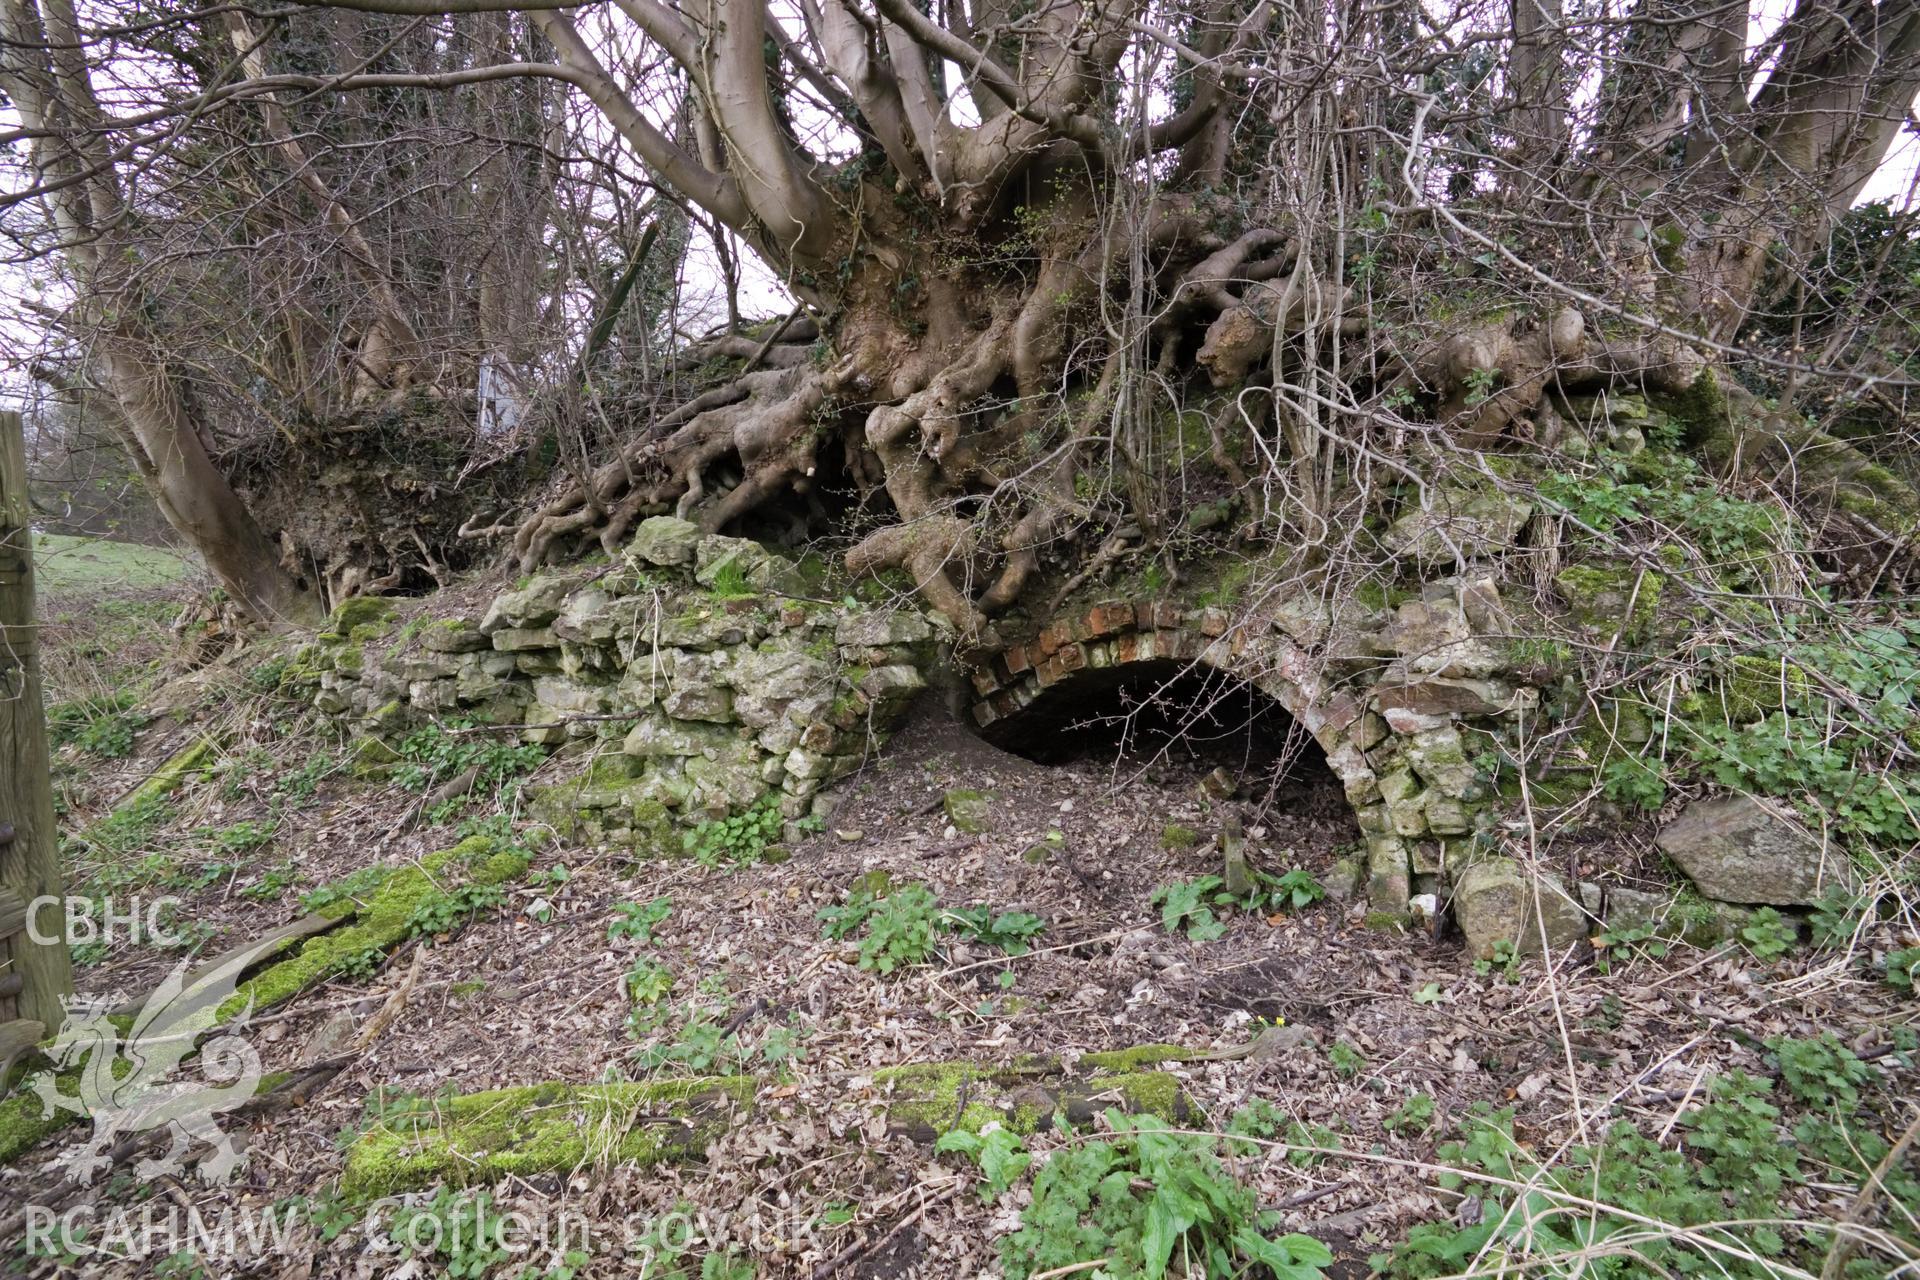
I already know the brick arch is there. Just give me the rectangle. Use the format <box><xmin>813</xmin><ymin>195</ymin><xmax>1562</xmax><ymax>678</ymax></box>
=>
<box><xmin>966</xmin><ymin>600</ymin><xmax>1379</xmax><ymax>807</ymax></box>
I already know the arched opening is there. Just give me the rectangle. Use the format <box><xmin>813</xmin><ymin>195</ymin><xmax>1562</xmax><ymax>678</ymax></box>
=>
<box><xmin>977</xmin><ymin>659</ymin><xmax>1350</xmax><ymax>821</ymax></box>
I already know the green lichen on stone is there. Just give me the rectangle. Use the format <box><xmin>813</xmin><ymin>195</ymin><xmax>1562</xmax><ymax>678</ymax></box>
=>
<box><xmin>586</xmin><ymin>753</ymin><xmax>643</xmax><ymax>785</ymax></box>
<box><xmin>348</xmin><ymin>736</ymin><xmax>401</xmax><ymax>778</ymax></box>
<box><xmin>527</xmin><ymin>781</ymin><xmax>585</xmax><ymax>839</ymax></box>
<box><xmin>1576</xmin><ymin>699</ymin><xmax>1654</xmax><ymax>766</ymax></box>
<box><xmin>1554</xmin><ymin>565</ymin><xmax>1661</xmax><ymax>640</ymax></box>
<box><xmin>341</xmin><ymin>1076</ymin><xmax>754</xmax><ymax>1199</ymax></box>
<box><xmin>1160</xmin><ymin>824</ymin><xmax>1197</xmax><ymax>851</ymax></box>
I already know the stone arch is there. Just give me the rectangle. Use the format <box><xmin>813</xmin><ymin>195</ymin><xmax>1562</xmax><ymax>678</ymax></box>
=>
<box><xmin>969</xmin><ymin>601</ymin><xmax>1372</xmax><ymax>787</ymax></box>
<box><xmin>967</xmin><ymin>592</ymin><xmax>1540</xmax><ymax>915</ymax></box>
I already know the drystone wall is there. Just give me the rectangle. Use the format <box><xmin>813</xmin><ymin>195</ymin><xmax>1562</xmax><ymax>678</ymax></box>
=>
<box><xmin>280</xmin><ymin>394</ymin><xmax>1846</xmax><ymax>961</ymax></box>
<box><xmin>287</xmin><ymin>517</ymin><xmax>943</xmax><ymax>847</ymax></box>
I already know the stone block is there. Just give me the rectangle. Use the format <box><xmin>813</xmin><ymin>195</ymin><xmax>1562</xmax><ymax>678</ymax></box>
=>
<box><xmin>1084</xmin><ymin>603</ymin><xmax>1133</xmax><ymax>638</ymax></box>
<box><xmin>421</xmin><ymin>620</ymin><xmax>490</xmax><ymax>653</ymax></box>
<box><xmin>553</xmin><ymin>588</ymin><xmax>623</xmax><ymax>645</ymax></box>
<box><xmin>1424</xmin><ymin>795</ymin><xmax>1473</xmax><ymax>834</ymax></box>
<box><xmin>492</xmin><ymin>626</ymin><xmax>558</xmax><ymax>652</ymax></box>
<box><xmin>1365</xmin><ymin>833</ymin><xmax>1411</xmax><ymax>914</ymax></box>
<box><xmin>1405</xmin><ymin>727</ymin><xmax>1479</xmax><ymax>798</ymax></box>
<box><xmin>1384</xmin><ymin>488</ymin><xmax>1533</xmax><ymax>564</ymax></box>
<box><xmin>835</xmin><ymin>611</ymin><xmax>932</xmax><ymax>648</ymax></box>
<box><xmin>407</xmin><ymin>679</ymin><xmax>459</xmax><ymax>711</ymax></box>
<box><xmin>1452</xmin><ymin>858</ymin><xmax>1590</xmax><ymax>959</ymax></box>
<box><xmin>482</xmin><ymin>574</ymin><xmax>573</xmax><ymax>633</ymax></box>
<box><xmin>628</xmin><ymin>516</ymin><xmax>701</xmax><ymax>566</ymax></box>
<box><xmin>1375</xmin><ymin>676</ymin><xmax>1522</xmax><ymax>719</ymax></box>
<box><xmin>1655</xmin><ymin>795</ymin><xmax>1852</xmax><ymax>906</ymax></box>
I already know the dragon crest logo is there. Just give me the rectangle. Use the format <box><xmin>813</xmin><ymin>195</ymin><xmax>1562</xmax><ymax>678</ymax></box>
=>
<box><xmin>27</xmin><ymin>939</ymin><xmax>279</xmax><ymax>1185</ymax></box>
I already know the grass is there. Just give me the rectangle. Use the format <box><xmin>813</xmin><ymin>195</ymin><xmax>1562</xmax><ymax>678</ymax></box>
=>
<box><xmin>32</xmin><ymin>531</ymin><xmax>200</xmax><ymax>597</ymax></box>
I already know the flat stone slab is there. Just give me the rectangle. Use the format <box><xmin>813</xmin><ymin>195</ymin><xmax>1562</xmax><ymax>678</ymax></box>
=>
<box><xmin>1655</xmin><ymin>794</ymin><xmax>1852</xmax><ymax>906</ymax></box>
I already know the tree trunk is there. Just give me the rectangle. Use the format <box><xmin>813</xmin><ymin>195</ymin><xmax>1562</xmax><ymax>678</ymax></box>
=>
<box><xmin>100</xmin><ymin>334</ymin><xmax>321</xmax><ymax>626</ymax></box>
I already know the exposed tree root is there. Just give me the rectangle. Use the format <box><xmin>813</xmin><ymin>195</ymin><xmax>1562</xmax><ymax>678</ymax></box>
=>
<box><xmin>494</xmin><ymin>188</ymin><xmax>1915</xmax><ymax>636</ymax></box>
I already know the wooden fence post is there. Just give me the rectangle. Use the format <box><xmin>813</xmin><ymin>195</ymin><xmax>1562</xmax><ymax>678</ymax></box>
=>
<box><xmin>0</xmin><ymin>407</ymin><xmax>73</xmax><ymax>1042</ymax></box>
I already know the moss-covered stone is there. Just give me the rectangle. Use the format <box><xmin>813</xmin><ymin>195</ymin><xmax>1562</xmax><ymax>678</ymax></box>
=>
<box><xmin>342</xmin><ymin>1077</ymin><xmax>754</xmax><ymax>1198</ymax></box>
<box><xmin>1555</xmin><ymin>565</ymin><xmax>1661</xmax><ymax>640</ymax></box>
<box><xmin>330</xmin><ymin>596</ymin><xmax>397</xmax><ymax>633</ymax></box>
<box><xmin>944</xmin><ymin>789</ymin><xmax>992</xmax><ymax>834</ymax></box>
<box><xmin>586</xmin><ymin>752</ymin><xmax>644</xmax><ymax>785</ymax></box>
<box><xmin>1160</xmin><ymin>824</ymin><xmax>1198</xmax><ymax>851</ymax></box>
<box><xmin>348</xmin><ymin>737</ymin><xmax>401</xmax><ymax>779</ymax></box>
<box><xmin>1717</xmin><ymin>655</ymin><xmax>1810</xmax><ymax>722</ymax></box>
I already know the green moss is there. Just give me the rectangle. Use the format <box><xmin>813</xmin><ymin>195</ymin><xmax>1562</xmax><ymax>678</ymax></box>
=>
<box><xmin>1160</xmin><ymin>824</ymin><xmax>1198</xmax><ymax>851</ymax></box>
<box><xmin>587</xmin><ymin>753</ymin><xmax>643</xmax><ymax>785</ymax></box>
<box><xmin>346</xmin><ymin>623</ymin><xmax>388</xmax><ymax>645</ymax></box>
<box><xmin>1497</xmin><ymin>767</ymin><xmax>1595</xmax><ymax>809</ymax></box>
<box><xmin>348</xmin><ymin>737</ymin><xmax>401</xmax><ymax>778</ymax></box>
<box><xmin>1577</xmin><ymin>700</ymin><xmax>1654</xmax><ymax>766</ymax></box>
<box><xmin>1094</xmin><ymin>1071</ymin><xmax>1184</xmax><ymax>1119</ymax></box>
<box><xmin>330</xmin><ymin>596</ymin><xmax>397</xmax><ymax>633</ymax></box>
<box><xmin>1719</xmin><ymin>655</ymin><xmax>1810</xmax><ymax>722</ymax></box>
<box><xmin>221</xmin><ymin>836</ymin><xmax>527</xmax><ymax>1019</ymax></box>
<box><xmin>341</xmin><ymin>1077</ymin><xmax>754</xmax><ymax>1199</ymax></box>
<box><xmin>1554</xmin><ymin>565</ymin><xmax>1661</xmax><ymax>640</ymax></box>
<box><xmin>123</xmin><ymin>736</ymin><xmax>216</xmax><ymax>809</ymax></box>
<box><xmin>1653</xmin><ymin>368</ymin><xmax>1730</xmax><ymax>448</ymax></box>
<box><xmin>874</xmin><ymin>1058</ymin><xmax>1186</xmax><ymax>1137</ymax></box>
<box><xmin>0</xmin><ymin>1092</ymin><xmax>64</xmax><ymax>1163</ymax></box>
<box><xmin>1080</xmin><ymin>1044</ymin><xmax>1189</xmax><ymax>1071</ymax></box>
